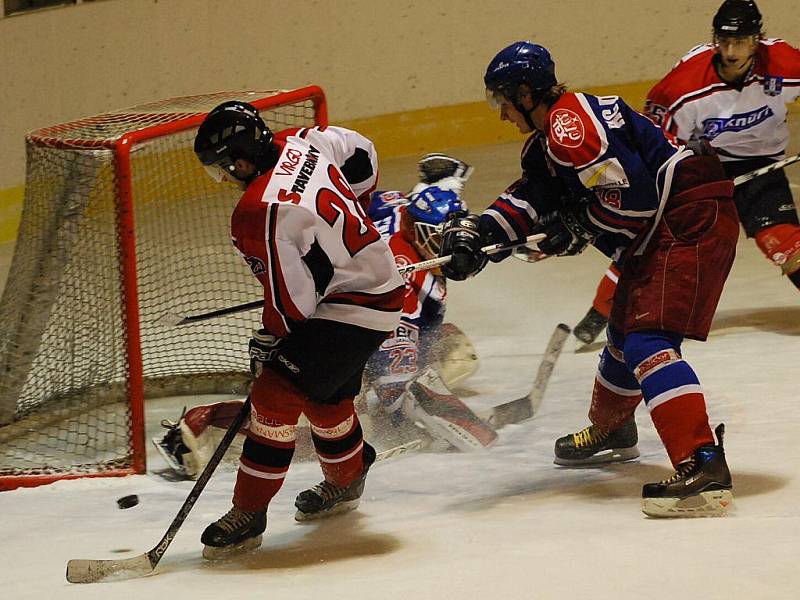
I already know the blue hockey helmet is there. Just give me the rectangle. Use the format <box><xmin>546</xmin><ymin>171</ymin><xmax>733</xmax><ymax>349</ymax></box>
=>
<box><xmin>406</xmin><ymin>186</ymin><xmax>465</xmax><ymax>257</ymax></box>
<box><xmin>484</xmin><ymin>41</ymin><xmax>557</xmax><ymax>110</ymax></box>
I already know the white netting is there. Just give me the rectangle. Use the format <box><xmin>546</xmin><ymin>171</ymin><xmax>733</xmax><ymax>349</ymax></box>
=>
<box><xmin>0</xmin><ymin>89</ymin><xmax>323</xmax><ymax>484</ymax></box>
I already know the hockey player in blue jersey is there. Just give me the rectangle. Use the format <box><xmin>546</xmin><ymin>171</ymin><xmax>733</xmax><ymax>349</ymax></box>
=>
<box><xmin>440</xmin><ymin>41</ymin><xmax>738</xmax><ymax>517</ymax></box>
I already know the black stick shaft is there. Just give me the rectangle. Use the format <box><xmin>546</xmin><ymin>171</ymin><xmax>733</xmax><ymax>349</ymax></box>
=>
<box><xmin>144</xmin><ymin>397</ymin><xmax>252</xmax><ymax>568</ymax></box>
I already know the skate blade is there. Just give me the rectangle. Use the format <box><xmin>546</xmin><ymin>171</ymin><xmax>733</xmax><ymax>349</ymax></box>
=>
<box><xmin>294</xmin><ymin>499</ymin><xmax>360</xmax><ymax>523</ymax></box>
<box><xmin>202</xmin><ymin>535</ymin><xmax>263</xmax><ymax>560</ymax></box>
<box><xmin>641</xmin><ymin>489</ymin><xmax>734</xmax><ymax>518</ymax></box>
<box><xmin>554</xmin><ymin>446</ymin><xmax>640</xmax><ymax>467</ymax></box>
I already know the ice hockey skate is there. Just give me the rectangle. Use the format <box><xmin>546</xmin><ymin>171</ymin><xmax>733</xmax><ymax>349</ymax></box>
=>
<box><xmin>641</xmin><ymin>424</ymin><xmax>733</xmax><ymax>518</ymax></box>
<box><xmin>294</xmin><ymin>442</ymin><xmax>377</xmax><ymax>522</ymax></box>
<box><xmin>201</xmin><ymin>506</ymin><xmax>267</xmax><ymax>560</ymax></box>
<box><xmin>554</xmin><ymin>418</ymin><xmax>639</xmax><ymax>466</ymax></box>
<box><xmin>573</xmin><ymin>306</ymin><xmax>608</xmax><ymax>347</ymax></box>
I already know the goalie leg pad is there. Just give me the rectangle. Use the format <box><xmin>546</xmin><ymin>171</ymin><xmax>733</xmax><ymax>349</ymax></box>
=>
<box><xmin>432</xmin><ymin>322</ymin><xmax>479</xmax><ymax>388</ymax></box>
<box><xmin>403</xmin><ymin>367</ymin><xmax>497</xmax><ymax>451</ymax></box>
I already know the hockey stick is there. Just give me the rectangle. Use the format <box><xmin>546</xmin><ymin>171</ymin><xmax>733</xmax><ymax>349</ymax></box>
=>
<box><xmin>157</xmin><ymin>233</ymin><xmax>546</xmax><ymax>327</ymax></box>
<box><xmin>66</xmin><ymin>397</ymin><xmax>252</xmax><ymax>584</ymax></box>
<box><xmin>732</xmin><ymin>153</ymin><xmax>800</xmax><ymax>186</ymax></box>
<box><xmin>483</xmin><ymin>323</ymin><xmax>571</xmax><ymax>428</ymax></box>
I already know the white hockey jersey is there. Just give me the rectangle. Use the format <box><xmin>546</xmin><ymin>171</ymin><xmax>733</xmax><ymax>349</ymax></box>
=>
<box><xmin>644</xmin><ymin>39</ymin><xmax>800</xmax><ymax>161</ymax></box>
<box><xmin>231</xmin><ymin>126</ymin><xmax>405</xmax><ymax>337</ymax></box>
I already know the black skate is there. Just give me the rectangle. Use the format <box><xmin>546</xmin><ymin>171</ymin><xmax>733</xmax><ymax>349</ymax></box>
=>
<box><xmin>294</xmin><ymin>442</ymin><xmax>376</xmax><ymax>522</ymax></box>
<box><xmin>554</xmin><ymin>418</ymin><xmax>639</xmax><ymax>466</ymax></box>
<box><xmin>641</xmin><ymin>423</ymin><xmax>733</xmax><ymax>518</ymax></box>
<box><xmin>152</xmin><ymin>412</ymin><xmax>191</xmax><ymax>479</ymax></box>
<box><xmin>201</xmin><ymin>506</ymin><xmax>267</xmax><ymax>560</ymax></box>
<box><xmin>573</xmin><ymin>306</ymin><xmax>608</xmax><ymax>346</ymax></box>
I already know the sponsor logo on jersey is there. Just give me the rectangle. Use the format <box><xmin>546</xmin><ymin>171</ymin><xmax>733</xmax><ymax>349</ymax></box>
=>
<box><xmin>578</xmin><ymin>158</ymin><xmax>630</xmax><ymax>189</ymax></box>
<box><xmin>380</xmin><ymin>322</ymin><xmax>419</xmax><ymax>349</ymax></box>
<box><xmin>290</xmin><ymin>145</ymin><xmax>321</xmax><ymax>194</ymax></box>
<box><xmin>764</xmin><ymin>75</ymin><xmax>784</xmax><ymax>96</ymax></box>
<box><xmin>551</xmin><ymin>108</ymin><xmax>585</xmax><ymax>148</ymax></box>
<box><xmin>275</xmin><ymin>148</ymin><xmax>303</xmax><ymax>176</ymax></box>
<box><xmin>701</xmin><ymin>106</ymin><xmax>774</xmax><ymax>140</ymax></box>
<box><xmin>244</xmin><ymin>256</ymin><xmax>266</xmax><ymax>275</ymax></box>
<box><xmin>598</xmin><ymin>96</ymin><xmax>625</xmax><ymax>129</ymax></box>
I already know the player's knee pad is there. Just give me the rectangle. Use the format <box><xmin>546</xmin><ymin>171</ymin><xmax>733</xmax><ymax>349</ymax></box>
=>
<box><xmin>755</xmin><ymin>223</ymin><xmax>800</xmax><ymax>276</ymax></box>
<box><xmin>622</xmin><ymin>330</ymin><xmax>699</xmax><ymax>402</ymax></box>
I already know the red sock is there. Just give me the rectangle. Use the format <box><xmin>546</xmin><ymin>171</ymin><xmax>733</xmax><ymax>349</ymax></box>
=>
<box><xmin>649</xmin><ymin>392</ymin><xmax>714</xmax><ymax>466</ymax></box>
<box><xmin>233</xmin><ymin>370</ymin><xmax>304</xmax><ymax>512</ymax></box>
<box><xmin>588</xmin><ymin>375</ymin><xmax>642</xmax><ymax>431</ymax></box>
<box><xmin>592</xmin><ymin>263</ymin><xmax>620</xmax><ymax>318</ymax></box>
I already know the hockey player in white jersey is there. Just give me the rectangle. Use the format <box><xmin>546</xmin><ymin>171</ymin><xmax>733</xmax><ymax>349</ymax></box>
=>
<box><xmin>191</xmin><ymin>101</ymin><xmax>404</xmax><ymax>558</ymax></box>
<box><xmin>573</xmin><ymin>0</ymin><xmax>800</xmax><ymax>348</ymax></box>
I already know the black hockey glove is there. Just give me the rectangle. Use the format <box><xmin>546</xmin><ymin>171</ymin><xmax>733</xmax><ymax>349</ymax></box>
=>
<box><xmin>439</xmin><ymin>211</ymin><xmax>489</xmax><ymax>281</ymax></box>
<box><xmin>537</xmin><ymin>197</ymin><xmax>598</xmax><ymax>257</ymax></box>
<box><xmin>248</xmin><ymin>329</ymin><xmax>282</xmax><ymax>378</ymax></box>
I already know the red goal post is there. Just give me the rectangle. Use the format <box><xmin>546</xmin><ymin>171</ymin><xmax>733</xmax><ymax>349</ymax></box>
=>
<box><xmin>0</xmin><ymin>86</ymin><xmax>327</xmax><ymax>491</ymax></box>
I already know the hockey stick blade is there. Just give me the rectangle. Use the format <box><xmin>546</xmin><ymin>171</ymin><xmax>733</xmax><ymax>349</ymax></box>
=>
<box><xmin>66</xmin><ymin>397</ymin><xmax>252</xmax><ymax>583</ymax></box>
<box><xmin>485</xmin><ymin>323</ymin><xmax>571</xmax><ymax>428</ymax></box>
<box><xmin>66</xmin><ymin>554</ymin><xmax>156</xmax><ymax>584</ymax></box>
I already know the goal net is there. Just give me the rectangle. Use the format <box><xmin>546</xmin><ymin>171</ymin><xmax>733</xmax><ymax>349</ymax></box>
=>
<box><xmin>0</xmin><ymin>87</ymin><xmax>327</xmax><ymax>490</ymax></box>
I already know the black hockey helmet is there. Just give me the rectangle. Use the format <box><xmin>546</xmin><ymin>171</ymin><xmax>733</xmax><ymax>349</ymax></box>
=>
<box><xmin>713</xmin><ymin>0</ymin><xmax>762</xmax><ymax>37</ymax></box>
<box><xmin>194</xmin><ymin>101</ymin><xmax>276</xmax><ymax>184</ymax></box>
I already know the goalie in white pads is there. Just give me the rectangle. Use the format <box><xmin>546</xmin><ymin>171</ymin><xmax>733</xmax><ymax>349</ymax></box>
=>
<box><xmin>363</xmin><ymin>179</ymin><xmax>497</xmax><ymax>451</ymax></box>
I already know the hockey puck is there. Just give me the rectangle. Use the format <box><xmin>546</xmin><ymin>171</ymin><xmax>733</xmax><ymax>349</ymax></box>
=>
<box><xmin>117</xmin><ymin>494</ymin><xmax>139</xmax><ymax>509</ymax></box>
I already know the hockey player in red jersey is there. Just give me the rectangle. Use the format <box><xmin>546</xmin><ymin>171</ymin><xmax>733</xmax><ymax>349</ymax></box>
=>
<box><xmin>576</xmin><ymin>0</ymin><xmax>800</xmax><ymax>346</ymax></box>
<box><xmin>441</xmin><ymin>41</ymin><xmax>737</xmax><ymax>517</ymax></box>
<box><xmin>191</xmin><ymin>101</ymin><xmax>404</xmax><ymax>558</ymax></box>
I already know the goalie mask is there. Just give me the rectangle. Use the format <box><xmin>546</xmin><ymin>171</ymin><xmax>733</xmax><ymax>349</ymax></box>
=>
<box><xmin>484</xmin><ymin>41</ymin><xmax>557</xmax><ymax>128</ymax></box>
<box><xmin>194</xmin><ymin>101</ymin><xmax>276</xmax><ymax>186</ymax></box>
<box><xmin>405</xmin><ymin>186</ymin><xmax>464</xmax><ymax>258</ymax></box>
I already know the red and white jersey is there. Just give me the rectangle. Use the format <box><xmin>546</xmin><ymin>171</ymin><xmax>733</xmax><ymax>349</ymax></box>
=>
<box><xmin>644</xmin><ymin>39</ymin><xmax>800</xmax><ymax>161</ymax></box>
<box><xmin>231</xmin><ymin>126</ymin><xmax>405</xmax><ymax>337</ymax></box>
<box><xmin>388</xmin><ymin>232</ymin><xmax>446</xmax><ymax>328</ymax></box>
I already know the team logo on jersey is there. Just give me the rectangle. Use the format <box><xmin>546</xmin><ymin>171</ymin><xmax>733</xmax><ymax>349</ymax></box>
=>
<box><xmin>594</xmin><ymin>188</ymin><xmax>622</xmax><ymax>209</ymax></box>
<box><xmin>701</xmin><ymin>106</ymin><xmax>774</xmax><ymax>140</ymax></box>
<box><xmin>763</xmin><ymin>75</ymin><xmax>784</xmax><ymax>96</ymax></box>
<box><xmin>551</xmin><ymin>109</ymin><xmax>584</xmax><ymax>148</ymax></box>
<box><xmin>244</xmin><ymin>256</ymin><xmax>266</xmax><ymax>275</ymax></box>
<box><xmin>578</xmin><ymin>158</ymin><xmax>629</xmax><ymax>189</ymax></box>
<box><xmin>394</xmin><ymin>255</ymin><xmax>414</xmax><ymax>283</ymax></box>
